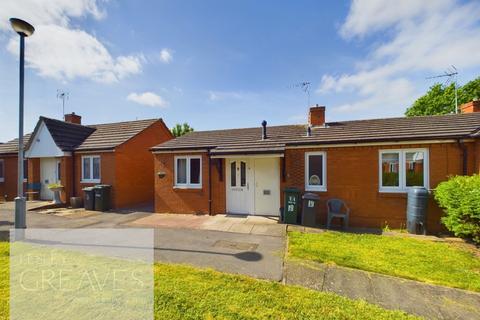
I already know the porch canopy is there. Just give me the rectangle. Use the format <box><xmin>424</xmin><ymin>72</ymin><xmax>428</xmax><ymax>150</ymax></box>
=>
<box><xmin>210</xmin><ymin>143</ymin><xmax>285</xmax><ymax>158</ymax></box>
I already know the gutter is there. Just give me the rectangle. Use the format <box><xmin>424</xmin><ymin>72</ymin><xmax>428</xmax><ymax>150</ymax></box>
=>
<box><xmin>207</xmin><ymin>149</ymin><xmax>212</xmax><ymax>215</ymax></box>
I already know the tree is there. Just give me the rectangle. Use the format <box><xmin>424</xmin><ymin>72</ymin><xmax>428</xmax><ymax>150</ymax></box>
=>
<box><xmin>405</xmin><ymin>77</ymin><xmax>480</xmax><ymax>116</ymax></box>
<box><xmin>171</xmin><ymin>123</ymin><xmax>194</xmax><ymax>137</ymax></box>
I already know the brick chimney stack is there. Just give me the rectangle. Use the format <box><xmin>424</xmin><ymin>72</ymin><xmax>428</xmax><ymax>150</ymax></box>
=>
<box><xmin>64</xmin><ymin>112</ymin><xmax>81</xmax><ymax>124</ymax></box>
<box><xmin>460</xmin><ymin>100</ymin><xmax>480</xmax><ymax>114</ymax></box>
<box><xmin>308</xmin><ymin>105</ymin><xmax>326</xmax><ymax>127</ymax></box>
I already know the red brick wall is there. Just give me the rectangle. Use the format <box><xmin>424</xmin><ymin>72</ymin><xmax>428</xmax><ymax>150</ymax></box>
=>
<box><xmin>154</xmin><ymin>141</ymin><xmax>477</xmax><ymax>233</ymax></box>
<box><xmin>74</xmin><ymin>152</ymin><xmax>116</xmax><ymax>205</ymax></box>
<box><xmin>115</xmin><ymin>120</ymin><xmax>173</xmax><ymax>208</ymax></box>
<box><xmin>154</xmin><ymin>152</ymin><xmax>210</xmax><ymax>214</ymax></box>
<box><xmin>0</xmin><ymin>155</ymin><xmax>20</xmax><ymax>201</ymax></box>
<box><xmin>281</xmin><ymin>142</ymin><xmax>476</xmax><ymax>232</ymax></box>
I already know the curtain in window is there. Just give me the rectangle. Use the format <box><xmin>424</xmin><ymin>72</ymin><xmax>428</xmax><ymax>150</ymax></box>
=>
<box><xmin>83</xmin><ymin>158</ymin><xmax>91</xmax><ymax>180</ymax></box>
<box><xmin>93</xmin><ymin>157</ymin><xmax>101</xmax><ymax>180</ymax></box>
<box><xmin>177</xmin><ymin>158</ymin><xmax>187</xmax><ymax>184</ymax></box>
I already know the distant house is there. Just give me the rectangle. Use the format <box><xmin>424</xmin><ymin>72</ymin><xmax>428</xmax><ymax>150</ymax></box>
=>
<box><xmin>0</xmin><ymin>134</ymin><xmax>31</xmax><ymax>201</ymax></box>
<box><xmin>1</xmin><ymin>113</ymin><xmax>173</xmax><ymax>208</ymax></box>
<box><xmin>151</xmin><ymin>101</ymin><xmax>480</xmax><ymax>232</ymax></box>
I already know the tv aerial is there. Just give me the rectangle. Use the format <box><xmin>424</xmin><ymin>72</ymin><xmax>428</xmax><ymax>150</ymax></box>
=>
<box><xmin>56</xmin><ymin>89</ymin><xmax>69</xmax><ymax>119</ymax></box>
<box><xmin>290</xmin><ymin>81</ymin><xmax>311</xmax><ymax>108</ymax></box>
<box><xmin>426</xmin><ymin>66</ymin><xmax>458</xmax><ymax>113</ymax></box>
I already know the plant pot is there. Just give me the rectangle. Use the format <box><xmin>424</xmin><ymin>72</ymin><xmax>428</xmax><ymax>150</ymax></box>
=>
<box><xmin>49</xmin><ymin>187</ymin><xmax>64</xmax><ymax>205</ymax></box>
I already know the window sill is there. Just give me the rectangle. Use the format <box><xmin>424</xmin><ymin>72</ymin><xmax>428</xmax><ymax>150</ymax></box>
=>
<box><xmin>305</xmin><ymin>186</ymin><xmax>327</xmax><ymax>192</ymax></box>
<box><xmin>174</xmin><ymin>185</ymin><xmax>202</xmax><ymax>190</ymax></box>
<box><xmin>81</xmin><ymin>180</ymin><xmax>100</xmax><ymax>184</ymax></box>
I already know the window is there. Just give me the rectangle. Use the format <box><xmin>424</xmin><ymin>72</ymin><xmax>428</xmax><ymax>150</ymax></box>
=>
<box><xmin>305</xmin><ymin>152</ymin><xmax>327</xmax><ymax>191</ymax></box>
<box><xmin>82</xmin><ymin>156</ymin><xmax>101</xmax><ymax>183</ymax></box>
<box><xmin>175</xmin><ymin>156</ymin><xmax>202</xmax><ymax>188</ymax></box>
<box><xmin>230</xmin><ymin>161</ymin><xmax>236</xmax><ymax>187</ymax></box>
<box><xmin>23</xmin><ymin>159</ymin><xmax>28</xmax><ymax>181</ymax></box>
<box><xmin>240</xmin><ymin>161</ymin><xmax>246</xmax><ymax>187</ymax></box>
<box><xmin>0</xmin><ymin>159</ymin><xmax>4</xmax><ymax>182</ymax></box>
<box><xmin>379</xmin><ymin>149</ymin><xmax>428</xmax><ymax>192</ymax></box>
<box><xmin>56</xmin><ymin>160</ymin><xmax>61</xmax><ymax>182</ymax></box>
<box><xmin>230</xmin><ymin>161</ymin><xmax>247</xmax><ymax>188</ymax></box>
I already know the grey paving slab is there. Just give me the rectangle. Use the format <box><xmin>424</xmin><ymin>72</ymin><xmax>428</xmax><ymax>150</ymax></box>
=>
<box><xmin>154</xmin><ymin>228</ymin><xmax>285</xmax><ymax>281</ymax></box>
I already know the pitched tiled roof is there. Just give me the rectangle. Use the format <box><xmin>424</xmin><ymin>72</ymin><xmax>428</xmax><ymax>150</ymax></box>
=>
<box><xmin>76</xmin><ymin>118</ymin><xmax>159</xmax><ymax>151</ymax></box>
<box><xmin>39</xmin><ymin>117</ymin><xmax>96</xmax><ymax>151</ymax></box>
<box><xmin>0</xmin><ymin>134</ymin><xmax>32</xmax><ymax>155</ymax></box>
<box><xmin>153</xmin><ymin>112</ymin><xmax>480</xmax><ymax>154</ymax></box>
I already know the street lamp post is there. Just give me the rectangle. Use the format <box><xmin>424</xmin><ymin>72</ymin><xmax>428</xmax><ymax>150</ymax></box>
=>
<box><xmin>10</xmin><ymin>18</ymin><xmax>34</xmax><ymax>236</ymax></box>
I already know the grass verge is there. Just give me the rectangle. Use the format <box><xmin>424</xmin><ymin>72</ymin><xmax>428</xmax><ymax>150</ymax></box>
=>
<box><xmin>288</xmin><ymin>231</ymin><xmax>480</xmax><ymax>292</ymax></box>
<box><xmin>0</xmin><ymin>240</ymin><xmax>417</xmax><ymax>319</ymax></box>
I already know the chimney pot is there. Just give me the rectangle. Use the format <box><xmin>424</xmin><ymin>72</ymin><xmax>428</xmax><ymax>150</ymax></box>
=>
<box><xmin>261</xmin><ymin>120</ymin><xmax>267</xmax><ymax>140</ymax></box>
<box><xmin>308</xmin><ymin>104</ymin><xmax>326</xmax><ymax>126</ymax></box>
<box><xmin>64</xmin><ymin>113</ymin><xmax>81</xmax><ymax>124</ymax></box>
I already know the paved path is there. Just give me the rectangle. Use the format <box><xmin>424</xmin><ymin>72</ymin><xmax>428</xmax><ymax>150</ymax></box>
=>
<box><xmin>0</xmin><ymin>203</ymin><xmax>286</xmax><ymax>281</ymax></box>
<box><xmin>285</xmin><ymin>260</ymin><xmax>480</xmax><ymax>320</ymax></box>
<box><xmin>131</xmin><ymin>213</ymin><xmax>285</xmax><ymax>236</ymax></box>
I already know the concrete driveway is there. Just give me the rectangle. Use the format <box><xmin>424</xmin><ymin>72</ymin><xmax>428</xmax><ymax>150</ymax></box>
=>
<box><xmin>0</xmin><ymin>202</ymin><xmax>286</xmax><ymax>281</ymax></box>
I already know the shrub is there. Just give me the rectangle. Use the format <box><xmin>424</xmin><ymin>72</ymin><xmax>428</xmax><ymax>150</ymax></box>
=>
<box><xmin>434</xmin><ymin>175</ymin><xmax>480</xmax><ymax>243</ymax></box>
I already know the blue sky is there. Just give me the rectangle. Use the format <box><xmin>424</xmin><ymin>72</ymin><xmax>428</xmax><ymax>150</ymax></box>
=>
<box><xmin>1</xmin><ymin>0</ymin><xmax>480</xmax><ymax>142</ymax></box>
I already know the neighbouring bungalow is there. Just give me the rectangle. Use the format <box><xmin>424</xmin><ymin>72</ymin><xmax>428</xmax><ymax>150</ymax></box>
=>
<box><xmin>0</xmin><ymin>134</ymin><xmax>31</xmax><ymax>201</ymax></box>
<box><xmin>152</xmin><ymin>100</ymin><xmax>480</xmax><ymax>232</ymax></box>
<box><xmin>2</xmin><ymin>113</ymin><xmax>173</xmax><ymax>208</ymax></box>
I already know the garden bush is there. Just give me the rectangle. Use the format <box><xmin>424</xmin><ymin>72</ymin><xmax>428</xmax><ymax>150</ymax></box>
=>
<box><xmin>434</xmin><ymin>175</ymin><xmax>480</xmax><ymax>243</ymax></box>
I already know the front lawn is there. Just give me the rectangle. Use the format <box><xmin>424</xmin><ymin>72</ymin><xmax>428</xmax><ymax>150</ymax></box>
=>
<box><xmin>0</xmin><ymin>241</ymin><xmax>416</xmax><ymax>320</ymax></box>
<box><xmin>288</xmin><ymin>231</ymin><xmax>480</xmax><ymax>292</ymax></box>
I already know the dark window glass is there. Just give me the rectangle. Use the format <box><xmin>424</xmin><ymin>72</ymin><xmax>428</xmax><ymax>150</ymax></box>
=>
<box><xmin>381</xmin><ymin>153</ymin><xmax>400</xmax><ymax>187</ymax></box>
<box><xmin>308</xmin><ymin>155</ymin><xmax>323</xmax><ymax>186</ymax></box>
<box><xmin>92</xmin><ymin>157</ymin><xmax>100</xmax><ymax>180</ymax></box>
<box><xmin>0</xmin><ymin>160</ymin><xmax>4</xmax><ymax>179</ymax></box>
<box><xmin>56</xmin><ymin>161</ymin><xmax>61</xmax><ymax>181</ymax></box>
<box><xmin>230</xmin><ymin>161</ymin><xmax>236</xmax><ymax>187</ymax></box>
<box><xmin>24</xmin><ymin>159</ymin><xmax>28</xmax><ymax>180</ymax></box>
<box><xmin>190</xmin><ymin>158</ymin><xmax>200</xmax><ymax>184</ymax></box>
<box><xmin>240</xmin><ymin>162</ymin><xmax>246</xmax><ymax>187</ymax></box>
<box><xmin>405</xmin><ymin>152</ymin><xmax>424</xmax><ymax>187</ymax></box>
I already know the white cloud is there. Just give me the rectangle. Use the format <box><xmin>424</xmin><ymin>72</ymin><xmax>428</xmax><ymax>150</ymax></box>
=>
<box><xmin>319</xmin><ymin>0</ymin><xmax>480</xmax><ymax>116</ymax></box>
<box><xmin>127</xmin><ymin>92</ymin><xmax>168</xmax><ymax>108</ymax></box>
<box><xmin>1</xmin><ymin>0</ymin><xmax>144</xmax><ymax>83</ymax></box>
<box><xmin>159</xmin><ymin>48</ymin><xmax>173</xmax><ymax>63</ymax></box>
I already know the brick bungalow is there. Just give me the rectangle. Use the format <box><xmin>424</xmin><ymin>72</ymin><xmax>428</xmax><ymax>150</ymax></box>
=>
<box><xmin>0</xmin><ymin>134</ymin><xmax>31</xmax><ymax>201</ymax></box>
<box><xmin>16</xmin><ymin>113</ymin><xmax>173</xmax><ymax>208</ymax></box>
<box><xmin>152</xmin><ymin>100</ymin><xmax>480</xmax><ymax>232</ymax></box>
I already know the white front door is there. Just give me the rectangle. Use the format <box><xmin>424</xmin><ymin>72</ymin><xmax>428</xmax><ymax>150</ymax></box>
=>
<box><xmin>40</xmin><ymin>158</ymin><xmax>59</xmax><ymax>200</ymax></box>
<box><xmin>253</xmin><ymin>158</ymin><xmax>280</xmax><ymax>216</ymax></box>
<box><xmin>226</xmin><ymin>159</ymin><xmax>252</xmax><ymax>214</ymax></box>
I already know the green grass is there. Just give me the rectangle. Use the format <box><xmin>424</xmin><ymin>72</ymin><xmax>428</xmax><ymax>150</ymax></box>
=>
<box><xmin>0</xmin><ymin>241</ymin><xmax>416</xmax><ymax>320</ymax></box>
<box><xmin>288</xmin><ymin>231</ymin><xmax>480</xmax><ymax>292</ymax></box>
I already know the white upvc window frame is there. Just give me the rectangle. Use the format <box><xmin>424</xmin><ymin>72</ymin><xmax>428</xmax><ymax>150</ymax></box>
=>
<box><xmin>0</xmin><ymin>159</ymin><xmax>4</xmax><ymax>182</ymax></box>
<box><xmin>81</xmin><ymin>155</ymin><xmax>101</xmax><ymax>183</ymax></box>
<box><xmin>305</xmin><ymin>151</ymin><xmax>327</xmax><ymax>192</ymax></box>
<box><xmin>174</xmin><ymin>155</ymin><xmax>202</xmax><ymax>189</ymax></box>
<box><xmin>379</xmin><ymin>148</ymin><xmax>429</xmax><ymax>193</ymax></box>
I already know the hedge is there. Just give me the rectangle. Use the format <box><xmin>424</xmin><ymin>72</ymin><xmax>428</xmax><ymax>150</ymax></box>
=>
<box><xmin>434</xmin><ymin>175</ymin><xmax>480</xmax><ymax>243</ymax></box>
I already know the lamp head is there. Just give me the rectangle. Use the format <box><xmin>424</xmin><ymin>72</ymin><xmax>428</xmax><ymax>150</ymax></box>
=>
<box><xmin>9</xmin><ymin>18</ymin><xmax>35</xmax><ymax>37</ymax></box>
